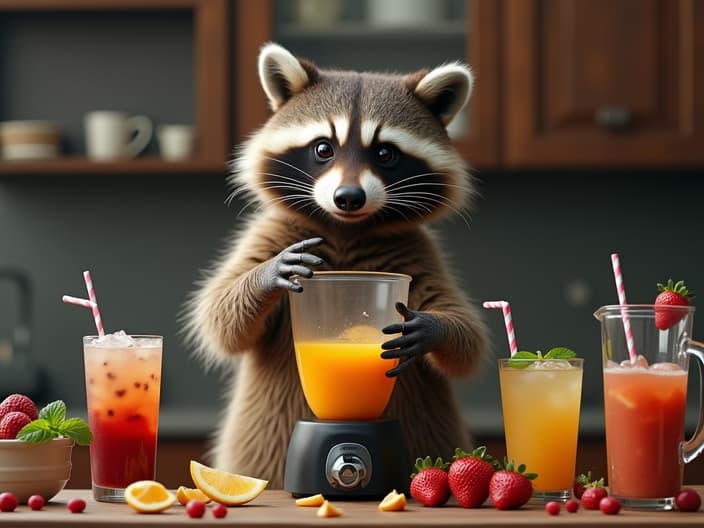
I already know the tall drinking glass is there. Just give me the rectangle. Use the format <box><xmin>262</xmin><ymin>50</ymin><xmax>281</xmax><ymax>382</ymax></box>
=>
<box><xmin>499</xmin><ymin>358</ymin><xmax>583</xmax><ymax>502</ymax></box>
<box><xmin>83</xmin><ymin>334</ymin><xmax>163</xmax><ymax>502</ymax></box>
<box><xmin>594</xmin><ymin>305</ymin><xmax>704</xmax><ymax>510</ymax></box>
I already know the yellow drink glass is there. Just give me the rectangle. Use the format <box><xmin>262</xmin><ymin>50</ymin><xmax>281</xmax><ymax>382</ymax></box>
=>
<box><xmin>498</xmin><ymin>358</ymin><xmax>583</xmax><ymax>502</ymax></box>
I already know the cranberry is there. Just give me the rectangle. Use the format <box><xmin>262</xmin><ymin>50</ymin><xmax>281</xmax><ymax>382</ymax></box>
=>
<box><xmin>27</xmin><ymin>495</ymin><xmax>45</xmax><ymax>510</ymax></box>
<box><xmin>599</xmin><ymin>496</ymin><xmax>621</xmax><ymax>515</ymax></box>
<box><xmin>565</xmin><ymin>498</ymin><xmax>580</xmax><ymax>513</ymax></box>
<box><xmin>545</xmin><ymin>501</ymin><xmax>560</xmax><ymax>515</ymax></box>
<box><xmin>67</xmin><ymin>497</ymin><xmax>86</xmax><ymax>513</ymax></box>
<box><xmin>0</xmin><ymin>492</ymin><xmax>18</xmax><ymax>512</ymax></box>
<box><xmin>185</xmin><ymin>499</ymin><xmax>206</xmax><ymax>518</ymax></box>
<box><xmin>676</xmin><ymin>488</ymin><xmax>702</xmax><ymax>512</ymax></box>
<box><xmin>212</xmin><ymin>503</ymin><xmax>228</xmax><ymax>518</ymax></box>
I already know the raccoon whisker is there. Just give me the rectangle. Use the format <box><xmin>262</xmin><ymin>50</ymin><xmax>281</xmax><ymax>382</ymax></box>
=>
<box><xmin>263</xmin><ymin>156</ymin><xmax>316</xmax><ymax>182</ymax></box>
<box><xmin>257</xmin><ymin>173</ymin><xmax>315</xmax><ymax>191</ymax></box>
<box><xmin>257</xmin><ymin>182</ymin><xmax>315</xmax><ymax>195</ymax></box>
<box><xmin>225</xmin><ymin>183</ymin><xmax>253</xmax><ymax>206</ymax></box>
<box><xmin>253</xmin><ymin>194</ymin><xmax>316</xmax><ymax>214</ymax></box>
<box><xmin>389</xmin><ymin>180</ymin><xmax>471</xmax><ymax>193</ymax></box>
<box><xmin>388</xmin><ymin>190</ymin><xmax>461</xmax><ymax>208</ymax></box>
<box><xmin>385</xmin><ymin>198</ymin><xmax>433</xmax><ymax>218</ymax></box>
<box><xmin>380</xmin><ymin>204</ymin><xmax>413</xmax><ymax>222</ymax></box>
<box><xmin>384</xmin><ymin>172</ymin><xmax>449</xmax><ymax>191</ymax></box>
<box><xmin>386</xmin><ymin>194</ymin><xmax>471</xmax><ymax>228</ymax></box>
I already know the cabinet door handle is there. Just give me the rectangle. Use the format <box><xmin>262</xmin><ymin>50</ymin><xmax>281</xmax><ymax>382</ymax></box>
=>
<box><xmin>595</xmin><ymin>106</ymin><xmax>633</xmax><ymax>130</ymax></box>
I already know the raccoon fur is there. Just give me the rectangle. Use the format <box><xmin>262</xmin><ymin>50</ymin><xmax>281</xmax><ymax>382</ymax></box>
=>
<box><xmin>187</xmin><ymin>43</ymin><xmax>488</xmax><ymax>488</ymax></box>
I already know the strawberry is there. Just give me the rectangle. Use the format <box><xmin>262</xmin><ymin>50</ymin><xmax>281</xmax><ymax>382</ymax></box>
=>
<box><xmin>488</xmin><ymin>459</ymin><xmax>536</xmax><ymax>510</ymax></box>
<box><xmin>0</xmin><ymin>393</ymin><xmax>38</xmax><ymax>422</ymax></box>
<box><xmin>0</xmin><ymin>411</ymin><xmax>32</xmax><ymax>439</ymax></box>
<box><xmin>409</xmin><ymin>456</ymin><xmax>450</xmax><ymax>507</ymax></box>
<box><xmin>448</xmin><ymin>446</ymin><xmax>499</xmax><ymax>508</ymax></box>
<box><xmin>581</xmin><ymin>481</ymin><xmax>608</xmax><ymax>510</ymax></box>
<box><xmin>655</xmin><ymin>279</ymin><xmax>694</xmax><ymax>330</ymax></box>
<box><xmin>573</xmin><ymin>471</ymin><xmax>593</xmax><ymax>499</ymax></box>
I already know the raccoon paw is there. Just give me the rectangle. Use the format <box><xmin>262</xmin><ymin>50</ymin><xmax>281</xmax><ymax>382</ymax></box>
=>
<box><xmin>259</xmin><ymin>237</ymin><xmax>324</xmax><ymax>293</ymax></box>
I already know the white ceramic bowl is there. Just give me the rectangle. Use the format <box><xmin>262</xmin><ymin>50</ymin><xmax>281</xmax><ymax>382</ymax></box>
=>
<box><xmin>0</xmin><ymin>437</ymin><xmax>74</xmax><ymax>503</ymax></box>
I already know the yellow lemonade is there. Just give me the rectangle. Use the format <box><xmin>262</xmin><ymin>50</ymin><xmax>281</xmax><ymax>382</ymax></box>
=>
<box><xmin>499</xmin><ymin>359</ymin><xmax>583</xmax><ymax>495</ymax></box>
<box><xmin>294</xmin><ymin>341</ymin><xmax>397</xmax><ymax>420</ymax></box>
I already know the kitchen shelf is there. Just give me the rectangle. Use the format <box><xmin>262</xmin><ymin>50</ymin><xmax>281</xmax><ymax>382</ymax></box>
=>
<box><xmin>0</xmin><ymin>0</ymin><xmax>231</xmax><ymax>175</ymax></box>
<box><xmin>0</xmin><ymin>156</ymin><xmax>227</xmax><ymax>175</ymax></box>
<box><xmin>277</xmin><ymin>20</ymin><xmax>467</xmax><ymax>41</ymax></box>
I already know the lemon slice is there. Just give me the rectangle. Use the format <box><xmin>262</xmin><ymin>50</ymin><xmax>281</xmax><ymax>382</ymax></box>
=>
<box><xmin>189</xmin><ymin>460</ymin><xmax>268</xmax><ymax>506</ymax></box>
<box><xmin>295</xmin><ymin>493</ymin><xmax>325</xmax><ymax>507</ymax></box>
<box><xmin>176</xmin><ymin>485</ymin><xmax>212</xmax><ymax>505</ymax></box>
<box><xmin>316</xmin><ymin>500</ymin><xmax>343</xmax><ymax>517</ymax></box>
<box><xmin>378</xmin><ymin>489</ymin><xmax>407</xmax><ymax>511</ymax></box>
<box><xmin>125</xmin><ymin>480</ymin><xmax>176</xmax><ymax>513</ymax></box>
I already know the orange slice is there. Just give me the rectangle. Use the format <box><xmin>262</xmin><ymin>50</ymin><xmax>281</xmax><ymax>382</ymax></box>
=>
<box><xmin>189</xmin><ymin>460</ymin><xmax>268</xmax><ymax>506</ymax></box>
<box><xmin>176</xmin><ymin>485</ymin><xmax>212</xmax><ymax>505</ymax></box>
<box><xmin>295</xmin><ymin>493</ymin><xmax>325</xmax><ymax>507</ymax></box>
<box><xmin>378</xmin><ymin>489</ymin><xmax>407</xmax><ymax>512</ymax></box>
<box><xmin>124</xmin><ymin>480</ymin><xmax>176</xmax><ymax>513</ymax></box>
<box><xmin>316</xmin><ymin>500</ymin><xmax>343</xmax><ymax>518</ymax></box>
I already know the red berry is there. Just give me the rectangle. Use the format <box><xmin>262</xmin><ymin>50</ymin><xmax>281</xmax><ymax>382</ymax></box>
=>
<box><xmin>545</xmin><ymin>501</ymin><xmax>560</xmax><ymax>515</ymax></box>
<box><xmin>565</xmin><ymin>498</ymin><xmax>580</xmax><ymax>513</ymax></box>
<box><xmin>0</xmin><ymin>411</ymin><xmax>32</xmax><ymax>439</ymax></box>
<box><xmin>447</xmin><ymin>447</ymin><xmax>498</xmax><ymax>508</ymax></box>
<box><xmin>599</xmin><ymin>496</ymin><xmax>621</xmax><ymax>515</ymax></box>
<box><xmin>0</xmin><ymin>394</ymin><xmax>38</xmax><ymax>422</ymax></box>
<box><xmin>654</xmin><ymin>279</ymin><xmax>694</xmax><ymax>330</ymax></box>
<box><xmin>581</xmin><ymin>486</ymin><xmax>608</xmax><ymax>510</ymax></box>
<box><xmin>27</xmin><ymin>495</ymin><xmax>45</xmax><ymax>510</ymax></box>
<box><xmin>410</xmin><ymin>456</ymin><xmax>450</xmax><ymax>507</ymax></box>
<box><xmin>0</xmin><ymin>492</ymin><xmax>18</xmax><ymax>512</ymax></box>
<box><xmin>488</xmin><ymin>460</ymin><xmax>536</xmax><ymax>510</ymax></box>
<box><xmin>186</xmin><ymin>499</ymin><xmax>206</xmax><ymax>518</ymax></box>
<box><xmin>212</xmin><ymin>503</ymin><xmax>228</xmax><ymax>518</ymax></box>
<box><xmin>675</xmin><ymin>488</ymin><xmax>702</xmax><ymax>512</ymax></box>
<box><xmin>67</xmin><ymin>498</ymin><xmax>86</xmax><ymax>513</ymax></box>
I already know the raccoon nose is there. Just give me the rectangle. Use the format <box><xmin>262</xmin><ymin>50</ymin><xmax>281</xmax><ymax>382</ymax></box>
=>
<box><xmin>333</xmin><ymin>187</ymin><xmax>366</xmax><ymax>212</ymax></box>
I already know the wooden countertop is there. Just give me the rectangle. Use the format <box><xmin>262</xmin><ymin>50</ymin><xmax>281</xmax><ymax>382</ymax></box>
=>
<box><xmin>4</xmin><ymin>488</ymin><xmax>704</xmax><ymax>527</ymax></box>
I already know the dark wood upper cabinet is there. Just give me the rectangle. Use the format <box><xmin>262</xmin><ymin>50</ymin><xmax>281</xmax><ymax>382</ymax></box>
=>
<box><xmin>503</xmin><ymin>0</ymin><xmax>704</xmax><ymax>167</ymax></box>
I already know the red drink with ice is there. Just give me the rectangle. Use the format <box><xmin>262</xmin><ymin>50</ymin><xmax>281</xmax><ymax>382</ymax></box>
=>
<box><xmin>603</xmin><ymin>361</ymin><xmax>687</xmax><ymax>498</ymax></box>
<box><xmin>595</xmin><ymin>304</ymin><xmax>704</xmax><ymax>510</ymax></box>
<box><xmin>83</xmin><ymin>332</ymin><xmax>162</xmax><ymax>502</ymax></box>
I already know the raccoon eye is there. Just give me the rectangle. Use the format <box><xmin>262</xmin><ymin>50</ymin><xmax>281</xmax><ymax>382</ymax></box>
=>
<box><xmin>375</xmin><ymin>144</ymin><xmax>397</xmax><ymax>167</ymax></box>
<box><xmin>314</xmin><ymin>140</ymin><xmax>334</xmax><ymax>161</ymax></box>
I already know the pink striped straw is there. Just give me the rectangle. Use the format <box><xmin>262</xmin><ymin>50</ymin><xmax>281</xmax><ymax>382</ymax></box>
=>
<box><xmin>610</xmin><ymin>253</ymin><xmax>637</xmax><ymax>361</ymax></box>
<box><xmin>82</xmin><ymin>271</ymin><xmax>105</xmax><ymax>337</ymax></box>
<box><xmin>482</xmin><ymin>300</ymin><xmax>518</xmax><ymax>356</ymax></box>
<box><xmin>62</xmin><ymin>295</ymin><xmax>97</xmax><ymax>310</ymax></box>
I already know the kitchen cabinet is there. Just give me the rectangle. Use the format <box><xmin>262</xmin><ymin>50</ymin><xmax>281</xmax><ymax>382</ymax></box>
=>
<box><xmin>235</xmin><ymin>0</ymin><xmax>704</xmax><ymax>169</ymax></box>
<box><xmin>503</xmin><ymin>0</ymin><xmax>704</xmax><ymax>168</ymax></box>
<box><xmin>0</xmin><ymin>0</ymin><xmax>230</xmax><ymax>175</ymax></box>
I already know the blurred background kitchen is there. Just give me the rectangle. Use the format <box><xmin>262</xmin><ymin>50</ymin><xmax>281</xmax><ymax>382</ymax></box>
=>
<box><xmin>1</xmin><ymin>0</ymin><xmax>703</xmax><ymax>487</ymax></box>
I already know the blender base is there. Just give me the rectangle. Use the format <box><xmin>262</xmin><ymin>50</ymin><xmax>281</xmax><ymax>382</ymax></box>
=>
<box><xmin>284</xmin><ymin>418</ymin><xmax>412</xmax><ymax>499</ymax></box>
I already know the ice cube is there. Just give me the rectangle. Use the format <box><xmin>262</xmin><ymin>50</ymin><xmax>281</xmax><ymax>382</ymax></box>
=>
<box><xmin>93</xmin><ymin>330</ymin><xmax>137</xmax><ymax>348</ymax></box>
<box><xmin>606</xmin><ymin>360</ymin><xmax>619</xmax><ymax>369</ymax></box>
<box><xmin>620</xmin><ymin>355</ymin><xmax>648</xmax><ymax>369</ymax></box>
<box><xmin>526</xmin><ymin>359</ymin><xmax>573</xmax><ymax>370</ymax></box>
<box><xmin>650</xmin><ymin>362</ymin><xmax>682</xmax><ymax>372</ymax></box>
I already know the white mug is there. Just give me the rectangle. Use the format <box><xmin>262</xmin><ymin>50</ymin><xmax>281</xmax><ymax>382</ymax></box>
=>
<box><xmin>157</xmin><ymin>124</ymin><xmax>195</xmax><ymax>161</ymax></box>
<box><xmin>84</xmin><ymin>111</ymin><xmax>153</xmax><ymax>161</ymax></box>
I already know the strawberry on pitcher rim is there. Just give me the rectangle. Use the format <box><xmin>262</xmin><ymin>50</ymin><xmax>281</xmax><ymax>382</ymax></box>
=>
<box><xmin>654</xmin><ymin>279</ymin><xmax>695</xmax><ymax>330</ymax></box>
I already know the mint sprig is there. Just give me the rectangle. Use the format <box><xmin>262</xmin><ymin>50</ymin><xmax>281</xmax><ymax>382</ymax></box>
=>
<box><xmin>507</xmin><ymin>347</ymin><xmax>577</xmax><ymax>369</ymax></box>
<box><xmin>16</xmin><ymin>400</ymin><xmax>93</xmax><ymax>446</ymax></box>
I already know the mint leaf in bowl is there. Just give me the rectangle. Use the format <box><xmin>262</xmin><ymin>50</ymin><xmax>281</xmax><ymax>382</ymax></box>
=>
<box><xmin>16</xmin><ymin>400</ymin><xmax>92</xmax><ymax>446</ymax></box>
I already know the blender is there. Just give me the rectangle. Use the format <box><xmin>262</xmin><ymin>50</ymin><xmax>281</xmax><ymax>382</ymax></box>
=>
<box><xmin>284</xmin><ymin>271</ymin><xmax>413</xmax><ymax>499</ymax></box>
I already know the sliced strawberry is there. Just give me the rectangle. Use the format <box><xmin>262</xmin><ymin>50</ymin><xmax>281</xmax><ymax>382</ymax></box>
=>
<box><xmin>655</xmin><ymin>279</ymin><xmax>694</xmax><ymax>330</ymax></box>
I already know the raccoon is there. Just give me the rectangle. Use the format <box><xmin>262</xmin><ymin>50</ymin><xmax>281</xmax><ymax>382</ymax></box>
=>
<box><xmin>187</xmin><ymin>43</ymin><xmax>489</xmax><ymax>488</ymax></box>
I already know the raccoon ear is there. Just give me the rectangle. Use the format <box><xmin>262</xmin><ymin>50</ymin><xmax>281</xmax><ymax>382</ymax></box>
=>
<box><xmin>407</xmin><ymin>63</ymin><xmax>474</xmax><ymax>126</ymax></box>
<box><xmin>258</xmin><ymin>43</ymin><xmax>318</xmax><ymax>111</ymax></box>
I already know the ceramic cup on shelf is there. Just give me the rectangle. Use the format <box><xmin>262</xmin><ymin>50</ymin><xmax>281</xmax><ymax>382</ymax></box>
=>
<box><xmin>84</xmin><ymin>111</ymin><xmax>153</xmax><ymax>161</ymax></box>
<box><xmin>0</xmin><ymin>120</ymin><xmax>62</xmax><ymax>160</ymax></box>
<box><xmin>157</xmin><ymin>124</ymin><xmax>195</xmax><ymax>161</ymax></box>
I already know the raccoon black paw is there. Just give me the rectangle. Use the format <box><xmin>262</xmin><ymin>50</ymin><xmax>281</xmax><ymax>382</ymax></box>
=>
<box><xmin>260</xmin><ymin>237</ymin><xmax>324</xmax><ymax>292</ymax></box>
<box><xmin>380</xmin><ymin>302</ymin><xmax>446</xmax><ymax>377</ymax></box>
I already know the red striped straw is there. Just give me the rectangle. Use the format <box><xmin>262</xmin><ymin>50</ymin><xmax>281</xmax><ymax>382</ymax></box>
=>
<box><xmin>482</xmin><ymin>300</ymin><xmax>518</xmax><ymax>356</ymax></box>
<box><xmin>62</xmin><ymin>295</ymin><xmax>96</xmax><ymax>310</ymax></box>
<box><xmin>610</xmin><ymin>253</ymin><xmax>637</xmax><ymax>361</ymax></box>
<box><xmin>82</xmin><ymin>271</ymin><xmax>105</xmax><ymax>337</ymax></box>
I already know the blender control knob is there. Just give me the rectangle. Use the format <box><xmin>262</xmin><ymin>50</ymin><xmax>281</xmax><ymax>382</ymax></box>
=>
<box><xmin>325</xmin><ymin>443</ymin><xmax>373</xmax><ymax>489</ymax></box>
<box><xmin>330</xmin><ymin>455</ymin><xmax>366</xmax><ymax>488</ymax></box>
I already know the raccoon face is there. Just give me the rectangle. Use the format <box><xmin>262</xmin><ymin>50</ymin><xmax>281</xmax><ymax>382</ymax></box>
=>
<box><xmin>233</xmin><ymin>43</ymin><xmax>474</xmax><ymax>228</ymax></box>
